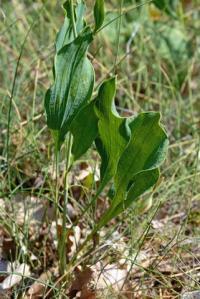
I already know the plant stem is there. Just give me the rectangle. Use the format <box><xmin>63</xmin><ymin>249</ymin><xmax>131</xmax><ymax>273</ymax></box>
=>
<box><xmin>52</xmin><ymin>130</ymin><xmax>60</xmax><ymax>217</ymax></box>
<box><xmin>67</xmin><ymin>220</ymin><xmax>101</xmax><ymax>272</ymax></box>
<box><xmin>59</xmin><ymin>133</ymin><xmax>73</xmax><ymax>274</ymax></box>
<box><xmin>55</xmin><ymin>145</ymin><xmax>60</xmax><ymax>221</ymax></box>
<box><xmin>58</xmin><ymin>0</ymin><xmax>78</xmax><ymax>275</ymax></box>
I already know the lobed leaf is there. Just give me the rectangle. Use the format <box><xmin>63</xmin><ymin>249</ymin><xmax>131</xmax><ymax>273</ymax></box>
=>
<box><xmin>94</xmin><ymin>77</ymin><xmax>130</xmax><ymax>191</ymax></box>
<box><xmin>44</xmin><ymin>0</ymin><xmax>169</xmax><ymax>237</ymax></box>
<box><xmin>94</xmin><ymin>111</ymin><xmax>168</xmax><ymax>230</ymax></box>
<box><xmin>112</xmin><ymin>112</ymin><xmax>168</xmax><ymax>208</ymax></box>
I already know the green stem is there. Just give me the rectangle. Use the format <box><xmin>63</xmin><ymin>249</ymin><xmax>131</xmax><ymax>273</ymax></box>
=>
<box><xmin>59</xmin><ymin>133</ymin><xmax>73</xmax><ymax>274</ymax></box>
<box><xmin>52</xmin><ymin>131</ymin><xmax>60</xmax><ymax>219</ymax></box>
<box><xmin>68</xmin><ymin>181</ymin><xmax>107</xmax><ymax>232</ymax></box>
<box><xmin>67</xmin><ymin>226</ymin><xmax>97</xmax><ymax>272</ymax></box>
<box><xmin>52</xmin><ymin>131</ymin><xmax>62</xmax><ymax>274</ymax></box>
<box><xmin>58</xmin><ymin>0</ymin><xmax>77</xmax><ymax>275</ymax></box>
<box><xmin>55</xmin><ymin>146</ymin><xmax>60</xmax><ymax>221</ymax></box>
<box><xmin>67</xmin><ymin>202</ymin><xmax>118</xmax><ymax>269</ymax></box>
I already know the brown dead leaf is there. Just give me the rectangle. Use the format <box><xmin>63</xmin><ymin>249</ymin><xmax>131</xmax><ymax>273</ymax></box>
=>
<box><xmin>182</xmin><ymin>0</ymin><xmax>193</xmax><ymax>10</ymax></box>
<box><xmin>0</xmin><ymin>226</ymin><xmax>16</xmax><ymax>260</ymax></box>
<box><xmin>78</xmin><ymin>289</ymin><xmax>96</xmax><ymax>299</ymax></box>
<box><xmin>157</xmin><ymin>260</ymin><xmax>177</xmax><ymax>274</ymax></box>
<box><xmin>54</xmin><ymin>222</ymin><xmax>81</xmax><ymax>259</ymax></box>
<box><xmin>11</xmin><ymin>195</ymin><xmax>55</xmax><ymax>229</ymax></box>
<box><xmin>27</xmin><ymin>270</ymin><xmax>52</xmax><ymax>298</ymax></box>
<box><xmin>69</xmin><ymin>267</ymin><xmax>94</xmax><ymax>299</ymax></box>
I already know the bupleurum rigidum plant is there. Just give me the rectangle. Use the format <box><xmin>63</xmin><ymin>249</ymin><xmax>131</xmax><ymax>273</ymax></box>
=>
<box><xmin>44</xmin><ymin>0</ymin><xmax>169</xmax><ymax>274</ymax></box>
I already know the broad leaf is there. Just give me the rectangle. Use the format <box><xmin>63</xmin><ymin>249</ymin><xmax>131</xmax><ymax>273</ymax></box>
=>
<box><xmin>94</xmin><ymin>112</ymin><xmax>168</xmax><ymax>231</ymax></box>
<box><xmin>96</xmin><ymin>168</ymin><xmax>160</xmax><ymax>230</ymax></box>
<box><xmin>70</xmin><ymin>100</ymin><xmax>98</xmax><ymax>160</ymax></box>
<box><xmin>126</xmin><ymin>169</ymin><xmax>159</xmax><ymax>204</ymax></box>
<box><xmin>112</xmin><ymin>112</ymin><xmax>168</xmax><ymax>208</ymax></box>
<box><xmin>94</xmin><ymin>0</ymin><xmax>105</xmax><ymax>32</ymax></box>
<box><xmin>94</xmin><ymin>77</ymin><xmax>130</xmax><ymax>191</ymax></box>
<box><xmin>56</xmin><ymin>0</ymin><xmax>86</xmax><ymax>52</ymax></box>
<box><xmin>45</xmin><ymin>27</ymin><xmax>95</xmax><ymax>147</ymax></box>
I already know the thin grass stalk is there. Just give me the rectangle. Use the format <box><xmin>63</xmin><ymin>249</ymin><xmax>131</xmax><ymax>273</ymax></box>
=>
<box><xmin>6</xmin><ymin>24</ymin><xmax>34</xmax><ymax>190</ymax></box>
<box><xmin>114</xmin><ymin>0</ymin><xmax>124</xmax><ymax>71</ymax></box>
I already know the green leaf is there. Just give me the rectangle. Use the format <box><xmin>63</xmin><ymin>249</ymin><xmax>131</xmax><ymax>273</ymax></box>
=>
<box><xmin>126</xmin><ymin>168</ymin><xmax>159</xmax><ymax>206</ymax></box>
<box><xmin>70</xmin><ymin>100</ymin><xmax>98</xmax><ymax>160</ymax></box>
<box><xmin>45</xmin><ymin>28</ymin><xmax>95</xmax><ymax>148</ymax></box>
<box><xmin>153</xmin><ymin>0</ymin><xmax>179</xmax><ymax>17</ymax></box>
<box><xmin>56</xmin><ymin>0</ymin><xmax>86</xmax><ymax>52</ymax></box>
<box><xmin>94</xmin><ymin>0</ymin><xmax>105</xmax><ymax>32</ymax></box>
<box><xmin>96</xmin><ymin>168</ymin><xmax>160</xmax><ymax>230</ymax></box>
<box><xmin>95</xmin><ymin>112</ymin><xmax>168</xmax><ymax>230</ymax></box>
<box><xmin>112</xmin><ymin>112</ymin><xmax>168</xmax><ymax>207</ymax></box>
<box><xmin>94</xmin><ymin>77</ymin><xmax>130</xmax><ymax>191</ymax></box>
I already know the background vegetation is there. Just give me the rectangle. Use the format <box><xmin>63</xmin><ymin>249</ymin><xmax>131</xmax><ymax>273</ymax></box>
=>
<box><xmin>0</xmin><ymin>0</ymin><xmax>199</xmax><ymax>298</ymax></box>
